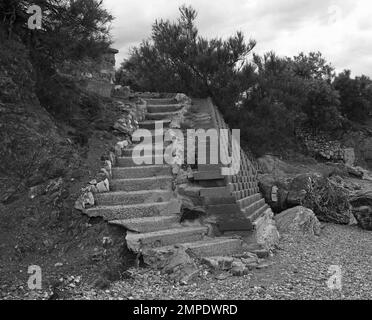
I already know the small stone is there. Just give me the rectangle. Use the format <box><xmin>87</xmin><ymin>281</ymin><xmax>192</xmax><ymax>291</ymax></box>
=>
<box><xmin>96</xmin><ymin>179</ymin><xmax>109</xmax><ymax>193</ymax></box>
<box><xmin>54</xmin><ymin>263</ymin><xmax>63</xmax><ymax>267</ymax></box>
<box><xmin>251</xmin><ymin>249</ymin><xmax>270</xmax><ymax>259</ymax></box>
<box><xmin>256</xmin><ymin>262</ymin><xmax>273</xmax><ymax>270</ymax></box>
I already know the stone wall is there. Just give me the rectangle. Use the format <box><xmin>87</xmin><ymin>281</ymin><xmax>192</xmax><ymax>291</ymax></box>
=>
<box><xmin>296</xmin><ymin>127</ymin><xmax>356</xmax><ymax>166</ymax></box>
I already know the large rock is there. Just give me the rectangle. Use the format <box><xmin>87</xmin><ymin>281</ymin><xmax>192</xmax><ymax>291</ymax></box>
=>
<box><xmin>350</xmin><ymin>191</ymin><xmax>372</xmax><ymax>230</ymax></box>
<box><xmin>253</xmin><ymin>208</ymin><xmax>280</xmax><ymax>249</ymax></box>
<box><xmin>275</xmin><ymin>206</ymin><xmax>321</xmax><ymax>236</ymax></box>
<box><xmin>143</xmin><ymin>246</ymin><xmax>198</xmax><ymax>284</ymax></box>
<box><xmin>258</xmin><ymin>173</ymin><xmax>320</xmax><ymax>213</ymax></box>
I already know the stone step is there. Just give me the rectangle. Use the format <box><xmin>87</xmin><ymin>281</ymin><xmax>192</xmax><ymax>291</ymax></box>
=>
<box><xmin>193</xmin><ymin>171</ymin><xmax>224</xmax><ymax>181</ymax></box>
<box><xmin>206</xmin><ymin>203</ymin><xmax>241</xmax><ymax>215</ymax></box>
<box><xmin>243</xmin><ymin>199</ymin><xmax>267</xmax><ymax>219</ymax></box>
<box><xmin>94</xmin><ymin>190</ymin><xmax>173</xmax><ymax>206</ymax></box>
<box><xmin>230</xmin><ymin>175</ymin><xmax>256</xmax><ymax>183</ymax></box>
<box><xmin>117</xmin><ymin>155</ymin><xmax>167</xmax><ymax>167</ymax></box>
<box><xmin>198</xmin><ymin>164</ymin><xmax>223</xmax><ymax>172</ymax></box>
<box><xmin>147</xmin><ymin>104</ymin><xmax>184</xmax><ymax>113</ymax></box>
<box><xmin>131</xmin><ymin>130</ymin><xmax>168</xmax><ymax>144</ymax></box>
<box><xmin>121</xmin><ymin>146</ymin><xmax>169</xmax><ymax>157</ymax></box>
<box><xmin>85</xmin><ymin>200</ymin><xmax>181</xmax><ymax>221</ymax></box>
<box><xmin>153</xmin><ymin>238</ymin><xmax>244</xmax><ymax>258</ymax></box>
<box><xmin>112</xmin><ymin>165</ymin><xmax>170</xmax><ymax>179</ymax></box>
<box><xmin>126</xmin><ymin>226</ymin><xmax>208</xmax><ymax>252</ymax></box>
<box><xmin>199</xmin><ymin>186</ymin><xmax>231</xmax><ymax>198</ymax></box>
<box><xmin>146</xmin><ymin>111</ymin><xmax>180</xmax><ymax>120</ymax></box>
<box><xmin>237</xmin><ymin>194</ymin><xmax>262</xmax><ymax>209</ymax></box>
<box><xmin>145</xmin><ymin>98</ymin><xmax>177</xmax><ymax>105</ymax></box>
<box><xmin>109</xmin><ymin>215</ymin><xmax>181</xmax><ymax>233</ymax></box>
<box><xmin>246</xmin><ymin>204</ymin><xmax>269</xmax><ymax>224</ymax></box>
<box><xmin>230</xmin><ymin>182</ymin><xmax>259</xmax><ymax>193</ymax></box>
<box><xmin>111</xmin><ymin>176</ymin><xmax>173</xmax><ymax>192</ymax></box>
<box><xmin>232</xmin><ymin>187</ymin><xmax>260</xmax><ymax>200</ymax></box>
<box><xmin>204</xmin><ymin>196</ymin><xmax>236</xmax><ymax>206</ymax></box>
<box><xmin>139</xmin><ymin>120</ymin><xmax>171</xmax><ymax>130</ymax></box>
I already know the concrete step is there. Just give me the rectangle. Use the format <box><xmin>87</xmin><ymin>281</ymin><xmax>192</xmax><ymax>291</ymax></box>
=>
<box><xmin>230</xmin><ymin>182</ymin><xmax>259</xmax><ymax>193</ymax></box>
<box><xmin>237</xmin><ymin>194</ymin><xmax>262</xmax><ymax>209</ymax></box>
<box><xmin>131</xmin><ymin>130</ymin><xmax>168</xmax><ymax>144</ymax></box>
<box><xmin>139</xmin><ymin>120</ymin><xmax>171</xmax><ymax>130</ymax></box>
<box><xmin>147</xmin><ymin>104</ymin><xmax>183</xmax><ymax>113</ymax></box>
<box><xmin>109</xmin><ymin>215</ymin><xmax>181</xmax><ymax>233</ymax></box>
<box><xmin>232</xmin><ymin>188</ymin><xmax>260</xmax><ymax>200</ymax></box>
<box><xmin>215</xmin><ymin>213</ymin><xmax>253</xmax><ymax>232</ymax></box>
<box><xmin>199</xmin><ymin>186</ymin><xmax>231</xmax><ymax>198</ymax></box>
<box><xmin>94</xmin><ymin>190</ymin><xmax>173</xmax><ymax>206</ymax></box>
<box><xmin>145</xmin><ymin>98</ymin><xmax>177</xmax><ymax>105</ymax></box>
<box><xmin>117</xmin><ymin>155</ymin><xmax>166</xmax><ymax>167</ymax></box>
<box><xmin>204</xmin><ymin>196</ymin><xmax>236</xmax><ymax>206</ymax></box>
<box><xmin>246</xmin><ymin>204</ymin><xmax>269</xmax><ymax>224</ymax></box>
<box><xmin>126</xmin><ymin>226</ymin><xmax>208</xmax><ymax>252</ymax></box>
<box><xmin>112</xmin><ymin>165</ymin><xmax>170</xmax><ymax>179</ymax></box>
<box><xmin>206</xmin><ymin>203</ymin><xmax>241</xmax><ymax>215</ymax></box>
<box><xmin>198</xmin><ymin>164</ymin><xmax>223</xmax><ymax>172</ymax></box>
<box><xmin>111</xmin><ymin>176</ymin><xmax>173</xmax><ymax>192</ymax></box>
<box><xmin>85</xmin><ymin>200</ymin><xmax>181</xmax><ymax>221</ymax></box>
<box><xmin>146</xmin><ymin>111</ymin><xmax>180</xmax><ymax>120</ymax></box>
<box><xmin>122</xmin><ymin>146</ymin><xmax>169</xmax><ymax>157</ymax></box>
<box><xmin>153</xmin><ymin>238</ymin><xmax>244</xmax><ymax>258</ymax></box>
<box><xmin>194</xmin><ymin>171</ymin><xmax>224</xmax><ymax>181</ymax></box>
<box><xmin>243</xmin><ymin>199</ymin><xmax>267</xmax><ymax>218</ymax></box>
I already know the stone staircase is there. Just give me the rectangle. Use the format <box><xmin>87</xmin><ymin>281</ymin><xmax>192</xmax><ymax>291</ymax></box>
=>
<box><xmin>86</xmin><ymin>97</ymin><xmax>247</xmax><ymax>258</ymax></box>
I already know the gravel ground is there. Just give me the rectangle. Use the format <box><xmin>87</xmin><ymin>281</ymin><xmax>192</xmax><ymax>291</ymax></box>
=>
<box><xmin>3</xmin><ymin>223</ymin><xmax>371</xmax><ymax>300</ymax></box>
<box><xmin>72</xmin><ymin>223</ymin><xmax>371</xmax><ymax>300</ymax></box>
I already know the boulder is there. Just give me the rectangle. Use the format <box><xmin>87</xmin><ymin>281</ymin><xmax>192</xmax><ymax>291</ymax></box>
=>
<box><xmin>254</xmin><ymin>209</ymin><xmax>280</xmax><ymax>249</ymax></box>
<box><xmin>143</xmin><ymin>246</ymin><xmax>199</xmax><ymax>284</ymax></box>
<box><xmin>258</xmin><ymin>173</ymin><xmax>320</xmax><ymax>213</ymax></box>
<box><xmin>350</xmin><ymin>191</ymin><xmax>372</xmax><ymax>230</ymax></box>
<box><xmin>275</xmin><ymin>206</ymin><xmax>321</xmax><ymax>236</ymax></box>
<box><xmin>258</xmin><ymin>175</ymin><xmax>290</xmax><ymax>212</ymax></box>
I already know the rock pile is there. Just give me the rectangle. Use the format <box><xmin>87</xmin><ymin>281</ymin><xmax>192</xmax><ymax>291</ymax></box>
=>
<box><xmin>296</xmin><ymin>127</ymin><xmax>356</xmax><ymax>165</ymax></box>
<box><xmin>202</xmin><ymin>251</ymin><xmax>272</xmax><ymax>277</ymax></box>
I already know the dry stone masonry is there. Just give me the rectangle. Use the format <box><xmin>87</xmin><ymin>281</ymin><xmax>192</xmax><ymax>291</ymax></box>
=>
<box><xmin>75</xmin><ymin>92</ymin><xmax>279</xmax><ymax>279</ymax></box>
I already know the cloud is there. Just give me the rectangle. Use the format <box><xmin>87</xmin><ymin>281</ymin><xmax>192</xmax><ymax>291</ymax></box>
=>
<box><xmin>105</xmin><ymin>0</ymin><xmax>372</xmax><ymax>76</ymax></box>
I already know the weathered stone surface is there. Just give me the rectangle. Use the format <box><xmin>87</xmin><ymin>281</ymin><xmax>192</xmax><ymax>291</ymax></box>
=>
<box><xmin>109</xmin><ymin>215</ymin><xmax>180</xmax><ymax>233</ymax></box>
<box><xmin>143</xmin><ymin>246</ymin><xmax>198</xmax><ymax>284</ymax></box>
<box><xmin>126</xmin><ymin>226</ymin><xmax>207</xmax><ymax>253</ymax></box>
<box><xmin>74</xmin><ymin>191</ymin><xmax>95</xmax><ymax>211</ymax></box>
<box><xmin>231</xmin><ymin>261</ymin><xmax>248</xmax><ymax>276</ymax></box>
<box><xmin>350</xmin><ymin>191</ymin><xmax>372</xmax><ymax>230</ymax></box>
<box><xmin>259</xmin><ymin>173</ymin><xmax>321</xmax><ymax>213</ymax></box>
<box><xmin>96</xmin><ymin>178</ymin><xmax>109</xmax><ymax>193</ymax></box>
<box><xmin>254</xmin><ymin>209</ymin><xmax>280</xmax><ymax>249</ymax></box>
<box><xmin>275</xmin><ymin>206</ymin><xmax>321</xmax><ymax>236</ymax></box>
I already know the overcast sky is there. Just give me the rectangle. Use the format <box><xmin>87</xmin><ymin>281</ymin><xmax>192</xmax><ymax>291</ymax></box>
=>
<box><xmin>104</xmin><ymin>0</ymin><xmax>372</xmax><ymax>77</ymax></box>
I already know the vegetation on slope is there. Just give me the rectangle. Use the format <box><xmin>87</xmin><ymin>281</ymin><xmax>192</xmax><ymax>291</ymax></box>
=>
<box><xmin>118</xmin><ymin>5</ymin><xmax>372</xmax><ymax>157</ymax></box>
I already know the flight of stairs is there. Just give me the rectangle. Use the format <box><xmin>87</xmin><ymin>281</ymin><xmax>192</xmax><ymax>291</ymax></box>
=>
<box><xmin>86</xmin><ymin>97</ymin><xmax>246</xmax><ymax>258</ymax></box>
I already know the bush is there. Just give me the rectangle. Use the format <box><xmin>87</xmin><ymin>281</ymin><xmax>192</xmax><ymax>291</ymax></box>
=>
<box><xmin>118</xmin><ymin>5</ymin><xmax>256</xmax><ymax>111</ymax></box>
<box><xmin>301</xmin><ymin>177</ymin><xmax>351</xmax><ymax>224</ymax></box>
<box><xmin>334</xmin><ymin>70</ymin><xmax>372</xmax><ymax>122</ymax></box>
